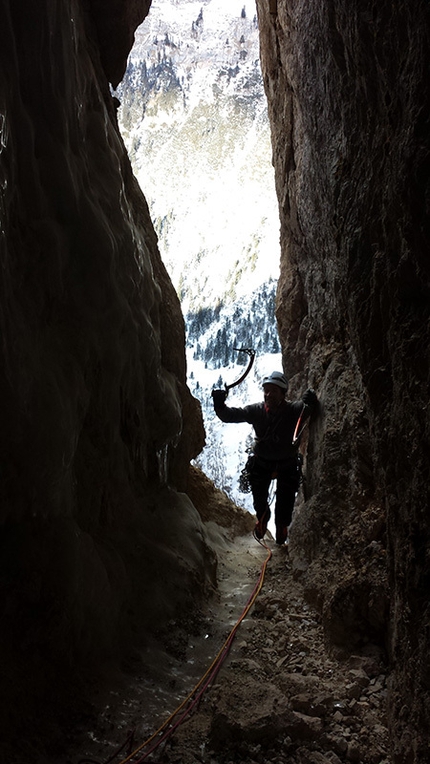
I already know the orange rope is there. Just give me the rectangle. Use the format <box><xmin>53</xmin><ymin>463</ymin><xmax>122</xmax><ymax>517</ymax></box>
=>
<box><xmin>117</xmin><ymin>539</ymin><xmax>272</xmax><ymax>764</ymax></box>
<box><xmin>292</xmin><ymin>403</ymin><xmax>307</xmax><ymax>445</ymax></box>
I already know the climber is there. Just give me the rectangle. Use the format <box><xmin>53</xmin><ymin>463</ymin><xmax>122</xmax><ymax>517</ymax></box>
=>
<box><xmin>211</xmin><ymin>372</ymin><xmax>317</xmax><ymax>545</ymax></box>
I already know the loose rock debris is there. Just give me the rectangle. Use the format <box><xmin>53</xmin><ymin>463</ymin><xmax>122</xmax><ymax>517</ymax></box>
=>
<box><xmin>163</xmin><ymin>543</ymin><xmax>389</xmax><ymax>764</ymax></box>
<box><xmin>70</xmin><ymin>534</ymin><xmax>389</xmax><ymax>764</ymax></box>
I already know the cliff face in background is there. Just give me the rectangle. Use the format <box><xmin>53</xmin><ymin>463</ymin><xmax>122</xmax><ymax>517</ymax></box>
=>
<box><xmin>256</xmin><ymin>1</ymin><xmax>430</xmax><ymax>761</ymax></box>
<box><xmin>0</xmin><ymin>0</ymin><xmax>213</xmax><ymax>744</ymax></box>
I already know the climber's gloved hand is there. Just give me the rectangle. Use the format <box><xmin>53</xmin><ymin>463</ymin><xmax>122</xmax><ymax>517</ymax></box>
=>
<box><xmin>211</xmin><ymin>388</ymin><xmax>228</xmax><ymax>406</ymax></box>
<box><xmin>302</xmin><ymin>388</ymin><xmax>318</xmax><ymax>408</ymax></box>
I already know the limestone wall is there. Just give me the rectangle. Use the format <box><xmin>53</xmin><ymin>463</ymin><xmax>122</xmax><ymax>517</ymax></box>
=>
<box><xmin>255</xmin><ymin>1</ymin><xmax>430</xmax><ymax>760</ymax></box>
<box><xmin>0</xmin><ymin>0</ymin><xmax>210</xmax><ymax>741</ymax></box>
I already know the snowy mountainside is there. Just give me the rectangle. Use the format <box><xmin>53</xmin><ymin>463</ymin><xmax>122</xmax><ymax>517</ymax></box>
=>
<box><xmin>186</xmin><ymin>279</ymin><xmax>282</xmax><ymax>518</ymax></box>
<box><xmin>116</xmin><ymin>0</ymin><xmax>280</xmax><ymax>313</ymax></box>
<box><xmin>186</xmin><ymin>279</ymin><xmax>280</xmax><ymax>367</ymax></box>
<box><xmin>188</xmin><ymin>345</ymin><xmax>282</xmax><ymax>519</ymax></box>
<box><xmin>116</xmin><ymin>0</ymin><xmax>282</xmax><ymax>519</ymax></box>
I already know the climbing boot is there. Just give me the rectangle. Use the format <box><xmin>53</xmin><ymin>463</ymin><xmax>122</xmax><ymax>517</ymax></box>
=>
<box><xmin>254</xmin><ymin>506</ymin><xmax>271</xmax><ymax>540</ymax></box>
<box><xmin>275</xmin><ymin>525</ymin><xmax>288</xmax><ymax>545</ymax></box>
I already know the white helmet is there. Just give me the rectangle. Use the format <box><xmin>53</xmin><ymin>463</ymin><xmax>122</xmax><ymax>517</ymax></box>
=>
<box><xmin>262</xmin><ymin>371</ymin><xmax>289</xmax><ymax>391</ymax></box>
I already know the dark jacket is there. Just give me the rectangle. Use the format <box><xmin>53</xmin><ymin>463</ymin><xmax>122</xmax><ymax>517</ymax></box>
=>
<box><xmin>213</xmin><ymin>399</ymin><xmax>307</xmax><ymax>462</ymax></box>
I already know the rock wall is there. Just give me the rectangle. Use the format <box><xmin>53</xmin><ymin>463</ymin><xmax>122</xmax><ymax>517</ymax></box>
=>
<box><xmin>0</xmin><ymin>0</ymin><xmax>212</xmax><ymax>746</ymax></box>
<box><xmin>256</xmin><ymin>1</ymin><xmax>430</xmax><ymax>761</ymax></box>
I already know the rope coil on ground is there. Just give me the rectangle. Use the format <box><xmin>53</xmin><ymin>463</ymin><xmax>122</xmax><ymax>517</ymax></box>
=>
<box><xmin>110</xmin><ymin>538</ymin><xmax>273</xmax><ymax>764</ymax></box>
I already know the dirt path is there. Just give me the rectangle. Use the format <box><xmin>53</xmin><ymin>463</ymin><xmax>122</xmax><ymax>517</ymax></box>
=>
<box><xmin>67</xmin><ymin>529</ymin><xmax>389</xmax><ymax>764</ymax></box>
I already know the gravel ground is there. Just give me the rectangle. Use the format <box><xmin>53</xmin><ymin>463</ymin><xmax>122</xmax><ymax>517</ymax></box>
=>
<box><xmin>67</xmin><ymin>527</ymin><xmax>389</xmax><ymax>764</ymax></box>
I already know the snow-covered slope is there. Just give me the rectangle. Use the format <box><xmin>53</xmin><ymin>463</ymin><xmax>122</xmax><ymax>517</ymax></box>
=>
<box><xmin>116</xmin><ymin>0</ymin><xmax>282</xmax><ymax>521</ymax></box>
<box><xmin>117</xmin><ymin>0</ymin><xmax>279</xmax><ymax>311</ymax></box>
<box><xmin>186</xmin><ymin>279</ymin><xmax>281</xmax><ymax>517</ymax></box>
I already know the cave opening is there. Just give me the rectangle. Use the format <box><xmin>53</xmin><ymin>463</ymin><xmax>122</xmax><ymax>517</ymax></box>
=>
<box><xmin>114</xmin><ymin>0</ymin><xmax>284</xmax><ymax>527</ymax></box>
<box><xmin>1</xmin><ymin>0</ymin><xmax>429</xmax><ymax>760</ymax></box>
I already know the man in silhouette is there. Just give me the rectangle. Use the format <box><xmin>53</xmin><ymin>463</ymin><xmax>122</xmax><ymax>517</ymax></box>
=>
<box><xmin>212</xmin><ymin>372</ymin><xmax>317</xmax><ymax>545</ymax></box>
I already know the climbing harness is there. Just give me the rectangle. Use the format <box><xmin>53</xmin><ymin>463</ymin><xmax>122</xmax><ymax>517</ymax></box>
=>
<box><xmin>93</xmin><ymin>542</ymin><xmax>272</xmax><ymax>764</ymax></box>
<box><xmin>224</xmin><ymin>347</ymin><xmax>255</xmax><ymax>395</ymax></box>
<box><xmin>240</xmin><ymin>403</ymin><xmax>307</xmax><ymax>496</ymax></box>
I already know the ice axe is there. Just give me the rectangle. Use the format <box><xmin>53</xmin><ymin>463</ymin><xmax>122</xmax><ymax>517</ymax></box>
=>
<box><xmin>225</xmin><ymin>347</ymin><xmax>256</xmax><ymax>392</ymax></box>
<box><xmin>211</xmin><ymin>348</ymin><xmax>255</xmax><ymax>405</ymax></box>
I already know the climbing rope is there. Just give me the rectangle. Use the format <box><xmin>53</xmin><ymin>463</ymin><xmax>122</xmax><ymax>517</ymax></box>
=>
<box><xmin>109</xmin><ymin>539</ymin><xmax>273</xmax><ymax>764</ymax></box>
<box><xmin>292</xmin><ymin>403</ymin><xmax>308</xmax><ymax>446</ymax></box>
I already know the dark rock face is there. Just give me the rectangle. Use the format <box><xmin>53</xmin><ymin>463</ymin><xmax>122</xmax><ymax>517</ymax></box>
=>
<box><xmin>256</xmin><ymin>0</ymin><xmax>430</xmax><ymax>760</ymax></box>
<box><xmin>86</xmin><ymin>0</ymin><xmax>152</xmax><ymax>87</ymax></box>
<box><xmin>0</xmin><ymin>0</ymin><xmax>210</xmax><ymax>747</ymax></box>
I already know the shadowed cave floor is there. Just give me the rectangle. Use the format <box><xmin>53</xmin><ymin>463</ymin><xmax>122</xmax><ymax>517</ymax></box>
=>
<box><xmin>61</xmin><ymin>527</ymin><xmax>389</xmax><ymax>764</ymax></box>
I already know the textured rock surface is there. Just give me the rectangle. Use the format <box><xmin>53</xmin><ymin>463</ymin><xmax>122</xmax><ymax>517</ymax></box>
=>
<box><xmin>2</xmin><ymin>0</ymin><xmax>430</xmax><ymax>761</ymax></box>
<box><xmin>133</xmin><ymin>546</ymin><xmax>390</xmax><ymax>764</ymax></box>
<box><xmin>87</xmin><ymin>0</ymin><xmax>152</xmax><ymax>87</ymax></box>
<box><xmin>256</xmin><ymin>1</ymin><xmax>430</xmax><ymax>761</ymax></box>
<box><xmin>0</xmin><ymin>0</ymin><xmax>213</xmax><ymax>750</ymax></box>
